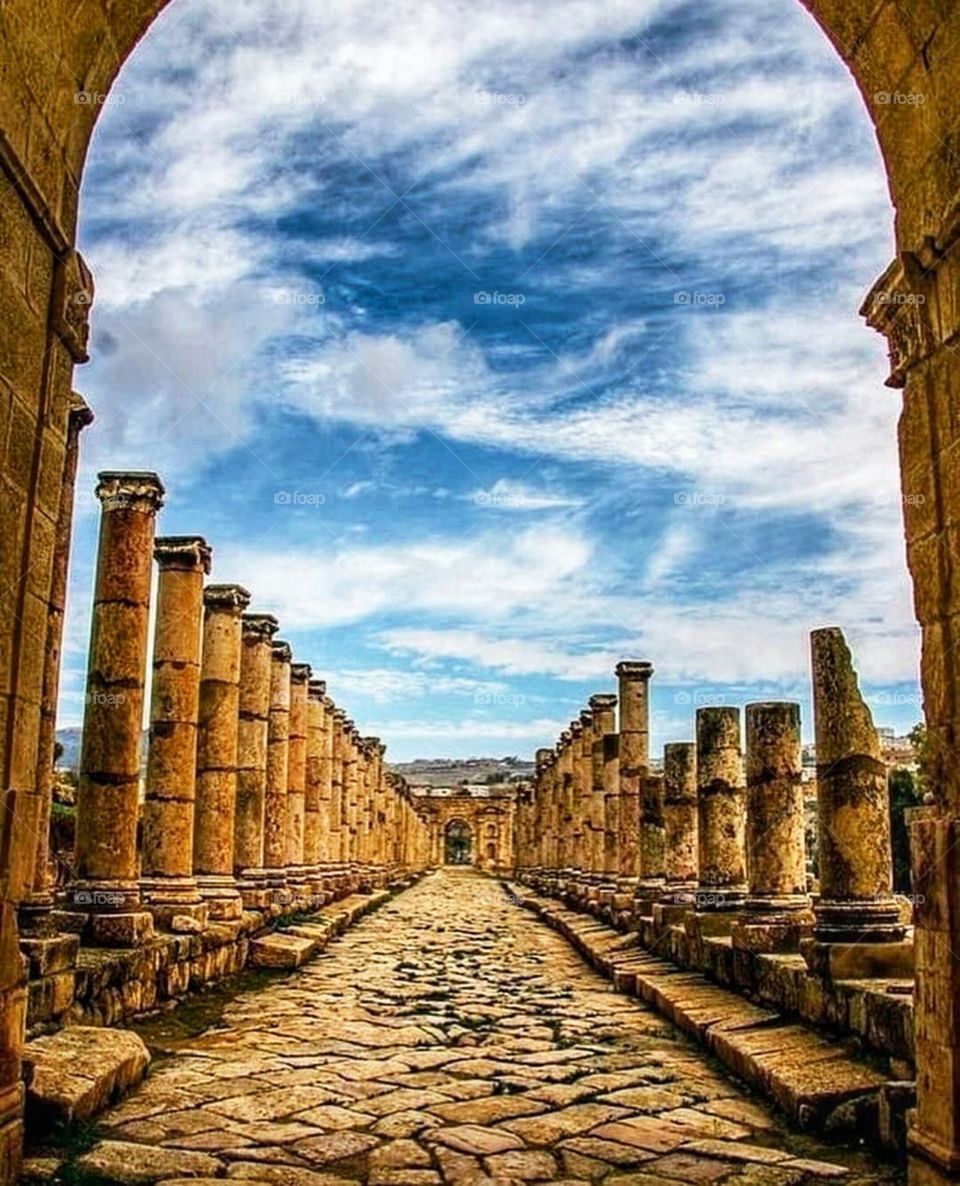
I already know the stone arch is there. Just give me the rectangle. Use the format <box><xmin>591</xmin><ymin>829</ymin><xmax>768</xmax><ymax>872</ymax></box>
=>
<box><xmin>2</xmin><ymin>1</ymin><xmax>960</xmax><ymax>1180</ymax></box>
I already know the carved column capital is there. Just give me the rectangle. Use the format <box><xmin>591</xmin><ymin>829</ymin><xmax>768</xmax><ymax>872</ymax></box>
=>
<box><xmin>95</xmin><ymin>470</ymin><xmax>165</xmax><ymax>515</ymax></box>
<box><xmin>154</xmin><ymin>535</ymin><xmax>212</xmax><ymax>573</ymax></box>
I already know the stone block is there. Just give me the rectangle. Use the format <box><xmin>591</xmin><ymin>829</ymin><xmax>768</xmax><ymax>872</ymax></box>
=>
<box><xmin>801</xmin><ymin>938</ymin><xmax>915</xmax><ymax>980</ymax></box>
<box><xmin>249</xmin><ymin>934</ymin><xmax>316</xmax><ymax>969</ymax></box>
<box><xmin>20</xmin><ymin>935</ymin><xmax>79</xmax><ymax>979</ymax></box>
<box><xmin>23</xmin><ymin>1026</ymin><xmax>150</xmax><ymax>1127</ymax></box>
<box><xmin>76</xmin><ymin>1141</ymin><xmax>222</xmax><ymax>1184</ymax></box>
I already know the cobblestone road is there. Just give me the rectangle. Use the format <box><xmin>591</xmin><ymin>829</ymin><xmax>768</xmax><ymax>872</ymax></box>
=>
<box><xmin>78</xmin><ymin>871</ymin><xmax>902</xmax><ymax>1185</ymax></box>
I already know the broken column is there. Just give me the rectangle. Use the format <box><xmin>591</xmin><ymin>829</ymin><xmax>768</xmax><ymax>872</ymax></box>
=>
<box><xmin>193</xmin><ymin>583</ymin><xmax>249</xmax><ymax>921</ymax></box>
<box><xmin>733</xmin><ymin>703</ymin><xmax>811</xmax><ymax>952</ymax></box>
<box><xmin>263</xmin><ymin>640</ymin><xmax>292</xmax><ymax>901</ymax></box>
<box><xmin>688</xmin><ymin>706</ymin><xmax>746</xmax><ymax>937</ymax></box>
<box><xmin>234</xmin><ymin>613</ymin><xmax>278</xmax><ymax>908</ymax></box>
<box><xmin>654</xmin><ymin>742</ymin><xmax>698</xmax><ymax>926</ymax></box>
<box><xmin>616</xmin><ymin>661</ymin><xmax>652</xmax><ymax>919</ymax></box>
<box><xmin>803</xmin><ymin>627</ymin><xmax>910</xmax><ymax>978</ymax></box>
<box><xmin>141</xmin><ymin>536</ymin><xmax>211</xmax><ymax>927</ymax></box>
<box><xmin>285</xmin><ymin>662</ymin><xmax>310</xmax><ymax>903</ymax></box>
<box><xmin>64</xmin><ymin>472</ymin><xmax>164</xmax><ymax>946</ymax></box>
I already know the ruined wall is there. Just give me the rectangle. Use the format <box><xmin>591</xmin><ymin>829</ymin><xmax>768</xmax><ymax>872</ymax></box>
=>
<box><xmin>413</xmin><ymin>792</ymin><xmax>516</xmax><ymax>873</ymax></box>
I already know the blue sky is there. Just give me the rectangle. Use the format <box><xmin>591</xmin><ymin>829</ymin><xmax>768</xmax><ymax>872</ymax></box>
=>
<box><xmin>62</xmin><ymin>0</ymin><xmax>921</xmax><ymax>761</ymax></box>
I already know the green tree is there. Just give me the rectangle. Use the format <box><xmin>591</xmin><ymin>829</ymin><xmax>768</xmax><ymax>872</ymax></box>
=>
<box><xmin>888</xmin><ymin>766</ymin><xmax>922</xmax><ymax>893</ymax></box>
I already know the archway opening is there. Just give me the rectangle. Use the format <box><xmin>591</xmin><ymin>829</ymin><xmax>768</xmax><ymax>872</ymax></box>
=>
<box><xmin>444</xmin><ymin>820</ymin><xmax>474</xmax><ymax>867</ymax></box>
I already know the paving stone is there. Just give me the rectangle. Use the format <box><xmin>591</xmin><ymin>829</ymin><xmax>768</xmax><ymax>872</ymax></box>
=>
<box><xmin>82</xmin><ymin>872</ymin><xmax>897</xmax><ymax>1186</ymax></box>
<box><xmin>76</xmin><ymin>1141</ymin><xmax>223</xmax><ymax>1183</ymax></box>
<box><xmin>24</xmin><ymin>1026</ymin><xmax>150</xmax><ymax>1125</ymax></box>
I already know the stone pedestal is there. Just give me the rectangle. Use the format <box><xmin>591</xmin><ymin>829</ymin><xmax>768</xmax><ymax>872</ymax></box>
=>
<box><xmin>653</xmin><ymin>742</ymin><xmax>697</xmax><ymax>928</ymax></box>
<box><xmin>193</xmin><ymin>584</ymin><xmax>249</xmax><ymax>921</ymax></box>
<box><xmin>803</xmin><ymin>628</ymin><xmax>908</xmax><ymax>977</ymax></box>
<box><xmin>20</xmin><ymin>395</ymin><xmax>94</xmax><ymax>939</ymax></box>
<box><xmin>733</xmin><ymin>702</ymin><xmax>811</xmax><ymax>954</ymax></box>
<box><xmin>234</xmin><ymin>613</ymin><xmax>278</xmax><ymax>908</ymax></box>
<box><xmin>141</xmin><ymin>536</ymin><xmax>211</xmax><ymax>928</ymax></box>
<box><xmin>62</xmin><ymin>472</ymin><xmax>164</xmax><ymax>947</ymax></box>
<box><xmin>688</xmin><ymin>707</ymin><xmax>746</xmax><ymax>938</ymax></box>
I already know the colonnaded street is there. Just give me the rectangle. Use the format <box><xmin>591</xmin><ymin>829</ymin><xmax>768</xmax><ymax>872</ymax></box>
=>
<box><xmin>66</xmin><ymin>871</ymin><xmax>902</xmax><ymax>1186</ymax></box>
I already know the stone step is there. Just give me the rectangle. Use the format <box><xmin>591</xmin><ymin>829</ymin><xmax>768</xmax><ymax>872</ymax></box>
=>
<box><xmin>23</xmin><ymin>1026</ymin><xmax>150</xmax><ymax>1127</ymax></box>
<box><xmin>506</xmin><ymin>882</ymin><xmax>890</xmax><ymax>1132</ymax></box>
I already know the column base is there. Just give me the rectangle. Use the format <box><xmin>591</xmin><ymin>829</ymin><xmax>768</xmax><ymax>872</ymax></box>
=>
<box><xmin>237</xmin><ymin>869</ymin><xmax>273</xmax><ymax>910</ymax></box>
<box><xmin>732</xmin><ymin>907</ymin><xmax>813</xmax><ymax>954</ymax></box>
<box><xmin>140</xmin><ymin>877</ymin><xmax>208</xmax><ymax>930</ymax></box>
<box><xmin>17</xmin><ymin>893</ymin><xmax>57</xmax><ymax>939</ymax></box>
<box><xmin>20</xmin><ymin>933</ymin><xmax>79</xmax><ymax>979</ymax></box>
<box><xmin>812</xmin><ymin>898</ymin><xmax>906</xmax><ymax>944</ymax></box>
<box><xmin>633</xmin><ymin>878</ymin><xmax>667</xmax><ymax>918</ymax></box>
<box><xmin>652</xmin><ymin>901</ymin><xmax>693</xmax><ymax>929</ymax></box>
<box><xmin>684</xmin><ymin>907</ymin><xmax>742</xmax><ymax>940</ymax></box>
<box><xmin>197</xmin><ymin>874</ymin><xmax>244</xmax><ymax>921</ymax></box>
<box><xmin>53</xmin><ymin>909</ymin><xmax>154</xmax><ymax>947</ymax></box>
<box><xmin>801</xmin><ymin>936</ymin><xmax>914</xmax><ymax>980</ymax></box>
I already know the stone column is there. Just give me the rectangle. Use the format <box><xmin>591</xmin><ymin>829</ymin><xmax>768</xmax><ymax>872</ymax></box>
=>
<box><xmin>690</xmin><ymin>706</ymin><xmax>746</xmax><ymax>935</ymax></box>
<box><xmin>555</xmin><ymin>733</ymin><xmax>573</xmax><ymax>882</ymax></box>
<box><xmin>234</xmin><ymin>613</ymin><xmax>278</xmax><ymax>908</ymax></box>
<box><xmin>20</xmin><ymin>394</ymin><xmax>93</xmax><ymax>938</ymax></box>
<box><xmin>65</xmin><ymin>472</ymin><xmax>164</xmax><ymax>946</ymax></box>
<box><xmin>533</xmin><ymin>749</ymin><xmax>552</xmax><ymax>882</ymax></box>
<box><xmin>343</xmin><ymin>723</ymin><xmax>359</xmax><ymax>879</ymax></box>
<box><xmin>588</xmin><ymin>694</ymin><xmax>617</xmax><ymax>895</ymax></box>
<box><xmin>566</xmin><ymin>721</ymin><xmax>583</xmax><ymax>881</ymax></box>
<box><xmin>285</xmin><ymin>663</ymin><xmax>310</xmax><ymax>902</ymax></box>
<box><xmin>803</xmin><ymin>628</ymin><xmax>909</xmax><ymax>978</ymax></box>
<box><xmin>193</xmin><ymin>583</ymin><xmax>249</xmax><ymax>921</ymax></box>
<box><xmin>732</xmin><ymin>702</ymin><xmax>811</xmax><ymax>953</ymax></box>
<box><xmin>656</xmin><ymin>743</ymin><xmax>697</xmax><ymax>923</ymax></box>
<box><xmin>600</xmin><ymin>732</ymin><xmax>620</xmax><ymax>913</ymax></box>
<box><xmin>572</xmin><ymin>710</ymin><xmax>593</xmax><ymax>892</ymax></box>
<box><xmin>263</xmin><ymin>640</ymin><xmax>292</xmax><ymax>899</ymax></box>
<box><xmin>329</xmin><ymin>708</ymin><xmax>346</xmax><ymax>889</ymax></box>
<box><xmin>304</xmin><ymin>679</ymin><xmax>326</xmax><ymax>896</ymax></box>
<box><xmin>616</xmin><ymin>661</ymin><xmax>653</xmax><ymax>910</ymax></box>
<box><xmin>320</xmin><ymin>696</ymin><xmax>337</xmax><ymax>888</ymax></box>
<box><xmin>141</xmin><ymin>536</ymin><xmax>211</xmax><ymax>927</ymax></box>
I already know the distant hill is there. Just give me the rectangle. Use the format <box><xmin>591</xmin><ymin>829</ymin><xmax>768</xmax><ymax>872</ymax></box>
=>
<box><xmin>54</xmin><ymin>731</ymin><xmax>534</xmax><ymax>789</ymax></box>
<box><xmin>390</xmin><ymin>756</ymin><xmax>534</xmax><ymax>787</ymax></box>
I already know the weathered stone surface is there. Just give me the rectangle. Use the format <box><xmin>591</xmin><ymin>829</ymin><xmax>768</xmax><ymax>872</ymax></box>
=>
<box><xmin>249</xmin><ymin>933</ymin><xmax>317</xmax><ymax>969</ymax></box>
<box><xmin>75</xmin><ymin>1141</ymin><xmax>222</xmax><ymax>1183</ymax></box>
<box><xmin>24</xmin><ymin>1026</ymin><xmax>149</xmax><ymax>1125</ymax></box>
<box><xmin>80</xmin><ymin>871</ymin><xmax>897</xmax><ymax>1186</ymax></box>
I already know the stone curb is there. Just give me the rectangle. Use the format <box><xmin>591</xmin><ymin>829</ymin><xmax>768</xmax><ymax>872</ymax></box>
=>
<box><xmin>504</xmin><ymin>880</ymin><xmax>904</xmax><ymax>1145</ymax></box>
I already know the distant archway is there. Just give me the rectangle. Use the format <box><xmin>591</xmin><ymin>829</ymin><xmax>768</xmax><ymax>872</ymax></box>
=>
<box><xmin>444</xmin><ymin>820</ymin><xmax>473</xmax><ymax>866</ymax></box>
